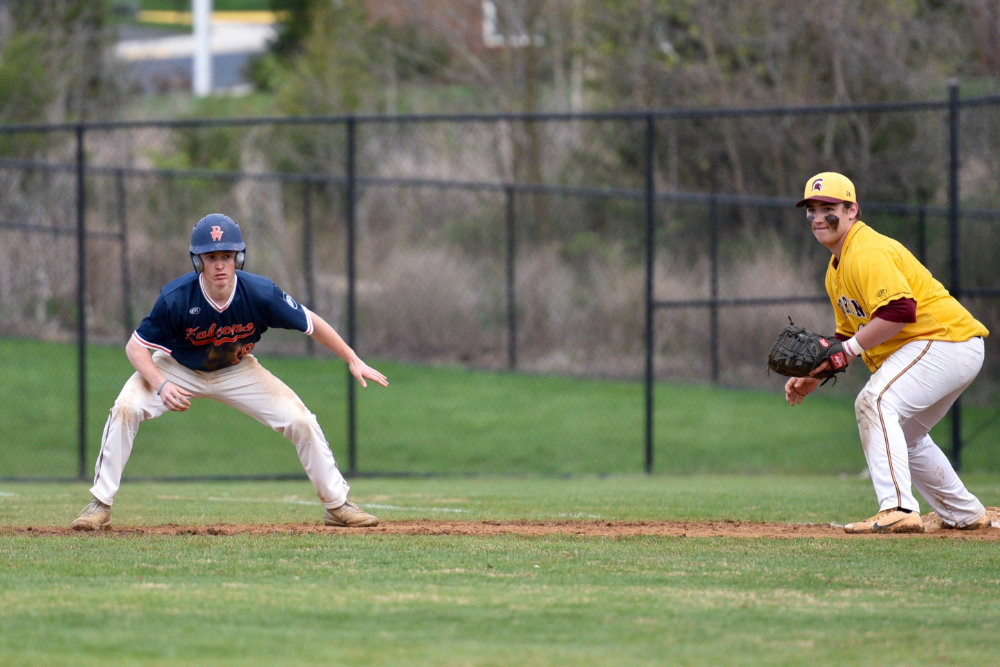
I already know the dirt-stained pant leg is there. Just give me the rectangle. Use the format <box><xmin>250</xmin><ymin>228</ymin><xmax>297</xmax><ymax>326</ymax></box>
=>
<box><xmin>855</xmin><ymin>338</ymin><xmax>985</xmax><ymax>523</ymax></box>
<box><xmin>855</xmin><ymin>381</ymin><xmax>918</xmax><ymax>512</ymax></box>
<box><xmin>209</xmin><ymin>355</ymin><xmax>351</xmax><ymax>508</ymax></box>
<box><xmin>89</xmin><ymin>351</ymin><xmax>199</xmax><ymax>505</ymax></box>
<box><xmin>901</xmin><ymin>339</ymin><xmax>986</xmax><ymax>526</ymax></box>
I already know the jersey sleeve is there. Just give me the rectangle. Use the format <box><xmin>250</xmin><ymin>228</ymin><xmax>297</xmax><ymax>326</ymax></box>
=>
<box><xmin>265</xmin><ymin>282</ymin><xmax>313</xmax><ymax>334</ymax></box>
<box><xmin>132</xmin><ymin>294</ymin><xmax>176</xmax><ymax>353</ymax></box>
<box><xmin>848</xmin><ymin>246</ymin><xmax>915</xmax><ymax>316</ymax></box>
<box><xmin>873</xmin><ymin>298</ymin><xmax>917</xmax><ymax>323</ymax></box>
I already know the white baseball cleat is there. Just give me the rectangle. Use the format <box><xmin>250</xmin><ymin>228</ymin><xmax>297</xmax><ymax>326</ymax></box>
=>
<box><xmin>72</xmin><ymin>497</ymin><xmax>112</xmax><ymax>531</ymax></box>
<box><xmin>323</xmin><ymin>500</ymin><xmax>379</xmax><ymax>527</ymax></box>
<box><xmin>922</xmin><ymin>511</ymin><xmax>993</xmax><ymax>532</ymax></box>
<box><xmin>951</xmin><ymin>513</ymin><xmax>994</xmax><ymax>530</ymax></box>
<box><xmin>844</xmin><ymin>508</ymin><xmax>924</xmax><ymax>534</ymax></box>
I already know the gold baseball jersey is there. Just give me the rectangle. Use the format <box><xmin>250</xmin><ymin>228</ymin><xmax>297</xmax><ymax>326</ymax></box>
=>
<box><xmin>825</xmin><ymin>221</ymin><xmax>989</xmax><ymax>371</ymax></box>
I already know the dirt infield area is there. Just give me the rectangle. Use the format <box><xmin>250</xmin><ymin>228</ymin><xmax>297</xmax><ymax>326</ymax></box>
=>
<box><xmin>8</xmin><ymin>507</ymin><xmax>1000</xmax><ymax>540</ymax></box>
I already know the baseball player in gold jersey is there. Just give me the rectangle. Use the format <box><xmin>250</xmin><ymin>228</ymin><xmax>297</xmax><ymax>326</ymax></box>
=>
<box><xmin>785</xmin><ymin>172</ymin><xmax>992</xmax><ymax>534</ymax></box>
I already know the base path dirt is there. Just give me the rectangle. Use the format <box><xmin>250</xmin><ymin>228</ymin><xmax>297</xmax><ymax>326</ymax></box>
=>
<box><xmin>7</xmin><ymin>508</ymin><xmax>1000</xmax><ymax>540</ymax></box>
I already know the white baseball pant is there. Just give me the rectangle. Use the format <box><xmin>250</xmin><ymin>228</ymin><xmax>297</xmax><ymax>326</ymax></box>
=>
<box><xmin>89</xmin><ymin>351</ymin><xmax>351</xmax><ymax>508</ymax></box>
<box><xmin>855</xmin><ymin>336</ymin><xmax>985</xmax><ymax>526</ymax></box>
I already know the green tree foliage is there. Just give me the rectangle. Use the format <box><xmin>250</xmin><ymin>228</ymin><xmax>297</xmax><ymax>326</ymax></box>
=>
<box><xmin>256</xmin><ymin>1</ymin><xmax>449</xmax><ymax>115</ymax></box>
<box><xmin>277</xmin><ymin>2</ymin><xmax>379</xmax><ymax>115</ymax></box>
<box><xmin>245</xmin><ymin>0</ymin><xmax>316</xmax><ymax>92</ymax></box>
<box><xmin>0</xmin><ymin>32</ymin><xmax>52</xmax><ymax>123</ymax></box>
<box><xmin>263</xmin><ymin>0</ymin><xmax>313</xmax><ymax>61</ymax></box>
<box><xmin>0</xmin><ymin>0</ymin><xmax>126</xmax><ymax>124</ymax></box>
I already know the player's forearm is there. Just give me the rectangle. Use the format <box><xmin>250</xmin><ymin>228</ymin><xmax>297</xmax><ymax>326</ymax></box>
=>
<box><xmin>125</xmin><ymin>336</ymin><xmax>168</xmax><ymax>390</ymax></box>
<box><xmin>853</xmin><ymin>317</ymin><xmax>907</xmax><ymax>351</ymax></box>
<box><xmin>308</xmin><ymin>314</ymin><xmax>361</xmax><ymax>364</ymax></box>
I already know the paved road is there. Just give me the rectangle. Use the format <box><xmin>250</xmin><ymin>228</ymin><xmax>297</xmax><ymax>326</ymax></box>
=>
<box><xmin>125</xmin><ymin>52</ymin><xmax>257</xmax><ymax>93</ymax></box>
<box><xmin>116</xmin><ymin>18</ymin><xmax>275</xmax><ymax>94</ymax></box>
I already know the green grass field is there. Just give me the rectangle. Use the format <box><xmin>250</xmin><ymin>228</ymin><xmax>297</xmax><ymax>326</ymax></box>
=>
<box><xmin>4</xmin><ymin>338</ymin><xmax>1000</xmax><ymax>480</ymax></box>
<box><xmin>4</xmin><ymin>338</ymin><xmax>1000</xmax><ymax>664</ymax></box>
<box><xmin>3</xmin><ymin>476</ymin><xmax>1000</xmax><ymax>666</ymax></box>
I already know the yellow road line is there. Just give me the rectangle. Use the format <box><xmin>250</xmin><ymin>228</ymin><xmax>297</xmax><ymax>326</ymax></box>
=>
<box><xmin>137</xmin><ymin>10</ymin><xmax>282</xmax><ymax>25</ymax></box>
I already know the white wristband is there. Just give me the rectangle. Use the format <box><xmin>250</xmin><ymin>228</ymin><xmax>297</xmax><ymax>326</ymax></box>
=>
<box><xmin>843</xmin><ymin>336</ymin><xmax>863</xmax><ymax>358</ymax></box>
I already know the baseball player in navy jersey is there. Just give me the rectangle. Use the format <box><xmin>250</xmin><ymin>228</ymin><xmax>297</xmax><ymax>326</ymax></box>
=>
<box><xmin>786</xmin><ymin>172</ymin><xmax>992</xmax><ymax>534</ymax></box>
<box><xmin>72</xmin><ymin>213</ymin><xmax>388</xmax><ymax>530</ymax></box>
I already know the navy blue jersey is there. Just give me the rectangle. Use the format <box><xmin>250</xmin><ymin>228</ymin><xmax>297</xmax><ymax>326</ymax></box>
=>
<box><xmin>133</xmin><ymin>271</ymin><xmax>313</xmax><ymax>371</ymax></box>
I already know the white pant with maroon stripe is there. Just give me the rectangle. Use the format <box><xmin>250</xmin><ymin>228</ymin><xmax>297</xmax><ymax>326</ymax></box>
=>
<box><xmin>89</xmin><ymin>352</ymin><xmax>351</xmax><ymax>509</ymax></box>
<box><xmin>855</xmin><ymin>336</ymin><xmax>985</xmax><ymax>526</ymax></box>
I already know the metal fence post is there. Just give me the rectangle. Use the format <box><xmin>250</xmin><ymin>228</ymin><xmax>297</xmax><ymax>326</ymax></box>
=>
<box><xmin>504</xmin><ymin>185</ymin><xmax>518</xmax><ymax>370</ymax></box>
<box><xmin>916</xmin><ymin>205</ymin><xmax>927</xmax><ymax>265</ymax></box>
<box><xmin>345</xmin><ymin>117</ymin><xmax>358</xmax><ymax>475</ymax></box>
<box><xmin>76</xmin><ymin>124</ymin><xmax>87</xmax><ymax>480</ymax></box>
<box><xmin>116</xmin><ymin>169</ymin><xmax>133</xmax><ymax>335</ymax></box>
<box><xmin>302</xmin><ymin>178</ymin><xmax>316</xmax><ymax>356</ymax></box>
<box><xmin>709</xmin><ymin>195</ymin><xmax>719</xmax><ymax>383</ymax></box>
<box><xmin>947</xmin><ymin>79</ymin><xmax>963</xmax><ymax>468</ymax></box>
<box><xmin>644</xmin><ymin>114</ymin><xmax>655</xmax><ymax>474</ymax></box>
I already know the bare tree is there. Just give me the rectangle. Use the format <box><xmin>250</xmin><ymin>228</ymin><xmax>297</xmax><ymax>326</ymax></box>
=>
<box><xmin>258</xmin><ymin>0</ymin><xmax>985</xmax><ymax>228</ymax></box>
<box><xmin>963</xmin><ymin>0</ymin><xmax>1000</xmax><ymax>78</ymax></box>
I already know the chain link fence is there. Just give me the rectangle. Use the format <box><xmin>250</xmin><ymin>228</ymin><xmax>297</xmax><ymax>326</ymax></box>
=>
<box><xmin>3</xmin><ymin>86</ymin><xmax>1000</xmax><ymax>479</ymax></box>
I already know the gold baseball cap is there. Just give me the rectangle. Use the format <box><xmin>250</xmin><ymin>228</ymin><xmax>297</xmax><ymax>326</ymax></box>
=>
<box><xmin>796</xmin><ymin>172</ymin><xmax>857</xmax><ymax>207</ymax></box>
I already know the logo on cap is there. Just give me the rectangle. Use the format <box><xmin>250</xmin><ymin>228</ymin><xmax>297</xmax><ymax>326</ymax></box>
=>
<box><xmin>811</xmin><ymin>179</ymin><xmax>824</xmax><ymax>192</ymax></box>
<box><xmin>211</xmin><ymin>225</ymin><xmax>223</xmax><ymax>241</ymax></box>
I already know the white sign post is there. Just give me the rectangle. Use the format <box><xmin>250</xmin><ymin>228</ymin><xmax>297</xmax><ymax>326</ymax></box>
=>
<box><xmin>192</xmin><ymin>0</ymin><xmax>213</xmax><ymax>96</ymax></box>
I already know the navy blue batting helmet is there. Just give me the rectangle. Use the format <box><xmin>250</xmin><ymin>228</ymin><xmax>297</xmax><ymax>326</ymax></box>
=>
<box><xmin>189</xmin><ymin>213</ymin><xmax>246</xmax><ymax>272</ymax></box>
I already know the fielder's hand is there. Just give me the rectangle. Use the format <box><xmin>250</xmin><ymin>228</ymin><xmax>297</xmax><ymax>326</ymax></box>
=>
<box><xmin>785</xmin><ymin>376</ymin><xmax>821</xmax><ymax>406</ymax></box>
<box><xmin>158</xmin><ymin>380</ymin><xmax>192</xmax><ymax>411</ymax></box>
<box><xmin>349</xmin><ymin>359</ymin><xmax>389</xmax><ymax>388</ymax></box>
